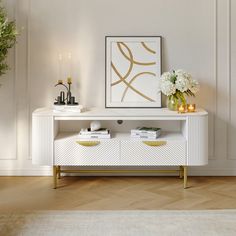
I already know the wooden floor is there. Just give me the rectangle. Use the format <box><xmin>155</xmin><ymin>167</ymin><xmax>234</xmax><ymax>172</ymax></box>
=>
<box><xmin>1</xmin><ymin>176</ymin><xmax>236</xmax><ymax>212</ymax></box>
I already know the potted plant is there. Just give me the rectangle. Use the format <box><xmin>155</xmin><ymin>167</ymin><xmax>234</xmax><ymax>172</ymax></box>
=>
<box><xmin>0</xmin><ymin>2</ymin><xmax>17</xmax><ymax>81</ymax></box>
<box><xmin>160</xmin><ymin>69</ymin><xmax>200</xmax><ymax>111</ymax></box>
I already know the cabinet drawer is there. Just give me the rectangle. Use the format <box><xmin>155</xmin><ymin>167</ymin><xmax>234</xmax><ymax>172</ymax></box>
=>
<box><xmin>120</xmin><ymin>140</ymin><xmax>186</xmax><ymax>166</ymax></box>
<box><xmin>54</xmin><ymin>134</ymin><xmax>120</xmax><ymax>166</ymax></box>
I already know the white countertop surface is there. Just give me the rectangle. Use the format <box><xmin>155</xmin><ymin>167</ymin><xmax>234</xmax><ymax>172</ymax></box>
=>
<box><xmin>33</xmin><ymin>107</ymin><xmax>208</xmax><ymax>119</ymax></box>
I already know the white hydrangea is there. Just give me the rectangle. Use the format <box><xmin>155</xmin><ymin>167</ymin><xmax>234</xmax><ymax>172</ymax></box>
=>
<box><xmin>160</xmin><ymin>69</ymin><xmax>200</xmax><ymax>96</ymax></box>
<box><xmin>175</xmin><ymin>74</ymin><xmax>190</xmax><ymax>92</ymax></box>
<box><xmin>189</xmin><ymin>79</ymin><xmax>200</xmax><ymax>94</ymax></box>
<box><xmin>160</xmin><ymin>72</ymin><xmax>172</xmax><ymax>81</ymax></box>
<box><xmin>175</xmin><ymin>69</ymin><xmax>191</xmax><ymax>79</ymax></box>
<box><xmin>160</xmin><ymin>79</ymin><xmax>176</xmax><ymax>96</ymax></box>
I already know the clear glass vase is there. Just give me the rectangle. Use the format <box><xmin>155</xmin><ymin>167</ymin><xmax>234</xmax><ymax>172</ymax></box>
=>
<box><xmin>167</xmin><ymin>94</ymin><xmax>187</xmax><ymax>111</ymax></box>
<box><xmin>167</xmin><ymin>95</ymin><xmax>179</xmax><ymax>111</ymax></box>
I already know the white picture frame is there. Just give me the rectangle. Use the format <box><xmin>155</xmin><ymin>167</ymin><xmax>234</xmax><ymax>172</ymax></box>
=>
<box><xmin>105</xmin><ymin>36</ymin><xmax>162</xmax><ymax>108</ymax></box>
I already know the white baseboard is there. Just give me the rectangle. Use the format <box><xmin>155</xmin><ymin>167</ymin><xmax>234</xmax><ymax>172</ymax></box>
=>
<box><xmin>0</xmin><ymin>169</ymin><xmax>52</xmax><ymax>176</ymax></box>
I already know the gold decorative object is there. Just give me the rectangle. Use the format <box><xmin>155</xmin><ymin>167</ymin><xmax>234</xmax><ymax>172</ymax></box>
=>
<box><xmin>54</xmin><ymin>76</ymin><xmax>78</xmax><ymax>105</ymax></box>
<box><xmin>76</xmin><ymin>141</ymin><xmax>100</xmax><ymax>146</ymax></box>
<box><xmin>142</xmin><ymin>141</ymin><xmax>167</xmax><ymax>146</ymax></box>
<box><xmin>187</xmin><ymin>104</ymin><xmax>196</xmax><ymax>112</ymax></box>
<box><xmin>177</xmin><ymin>104</ymin><xmax>187</xmax><ymax>113</ymax></box>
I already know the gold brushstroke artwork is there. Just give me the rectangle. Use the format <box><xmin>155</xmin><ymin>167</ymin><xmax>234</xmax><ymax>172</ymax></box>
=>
<box><xmin>111</xmin><ymin>42</ymin><xmax>157</xmax><ymax>102</ymax></box>
<box><xmin>106</xmin><ymin>37</ymin><xmax>161</xmax><ymax>108</ymax></box>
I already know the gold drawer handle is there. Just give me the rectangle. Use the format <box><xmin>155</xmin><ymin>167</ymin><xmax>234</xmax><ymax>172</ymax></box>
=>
<box><xmin>76</xmin><ymin>141</ymin><xmax>100</xmax><ymax>146</ymax></box>
<box><xmin>142</xmin><ymin>141</ymin><xmax>167</xmax><ymax>146</ymax></box>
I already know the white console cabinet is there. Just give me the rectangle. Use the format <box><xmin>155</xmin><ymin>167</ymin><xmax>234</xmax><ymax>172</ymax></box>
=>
<box><xmin>32</xmin><ymin>108</ymin><xmax>208</xmax><ymax>188</ymax></box>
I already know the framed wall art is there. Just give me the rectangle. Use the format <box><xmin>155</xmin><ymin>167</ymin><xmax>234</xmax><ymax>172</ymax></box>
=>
<box><xmin>105</xmin><ymin>36</ymin><xmax>162</xmax><ymax>108</ymax></box>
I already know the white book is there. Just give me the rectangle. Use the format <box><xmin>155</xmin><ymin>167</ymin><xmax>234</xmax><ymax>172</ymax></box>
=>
<box><xmin>131</xmin><ymin>130</ymin><xmax>161</xmax><ymax>138</ymax></box>
<box><xmin>131</xmin><ymin>133</ymin><xmax>158</xmax><ymax>138</ymax></box>
<box><xmin>80</xmin><ymin>128</ymin><xmax>109</xmax><ymax>135</ymax></box>
<box><xmin>131</xmin><ymin>127</ymin><xmax>161</xmax><ymax>135</ymax></box>
<box><xmin>53</xmin><ymin>105</ymin><xmax>86</xmax><ymax>114</ymax></box>
<box><xmin>78</xmin><ymin>133</ymin><xmax>111</xmax><ymax>139</ymax></box>
<box><xmin>131</xmin><ymin>136</ymin><xmax>158</xmax><ymax>140</ymax></box>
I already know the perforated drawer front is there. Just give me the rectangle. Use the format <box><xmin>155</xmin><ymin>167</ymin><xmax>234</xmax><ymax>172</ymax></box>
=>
<box><xmin>120</xmin><ymin>140</ymin><xmax>186</xmax><ymax>166</ymax></box>
<box><xmin>55</xmin><ymin>136</ymin><xmax>120</xmax><ymax>166</ymax></box>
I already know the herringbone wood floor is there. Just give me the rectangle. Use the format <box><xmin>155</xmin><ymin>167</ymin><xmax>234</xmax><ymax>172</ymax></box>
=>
<box><xmin>0</xmin><ymin>176</ymin><xmax>236</xmax><ymax>212</ymax></box>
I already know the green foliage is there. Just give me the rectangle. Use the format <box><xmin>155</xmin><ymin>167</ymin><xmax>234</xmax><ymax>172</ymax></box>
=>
<box><xmin>170</xmin><ymin>74</ymin><xmax>177</xmax><ymax>84</ymax></box>
<box><xmin>0</xmin><ymin>1</ymin><xmax>17</xmax><ymax>76</ymax></box>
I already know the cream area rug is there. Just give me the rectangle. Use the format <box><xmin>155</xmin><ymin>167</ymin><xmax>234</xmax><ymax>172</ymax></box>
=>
<box><xmin>1</xmin><ymin>210</ymin><xmax>236</xmax><ymax>236</ymax></box>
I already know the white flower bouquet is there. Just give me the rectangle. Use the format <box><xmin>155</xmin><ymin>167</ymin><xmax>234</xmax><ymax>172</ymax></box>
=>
<box><xmin>160</xmin><ymin>70</ymin><xmax>200</xmax><ymax>110</ymax></box>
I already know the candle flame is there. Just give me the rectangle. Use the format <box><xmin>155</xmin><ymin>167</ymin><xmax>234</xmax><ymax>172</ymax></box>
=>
<box><xmin>67</xmin><ymin>77</ymin><xmax>72</xmax><ymax>84</ymax></box>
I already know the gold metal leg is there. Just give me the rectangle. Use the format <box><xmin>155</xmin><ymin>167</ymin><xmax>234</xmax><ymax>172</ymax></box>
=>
<box><xmin>183</xmin><ymin>166</ymin><xmax>187</xmax><ymax>189</ymax></box>
<box><xmin>179</xmin><ymin>166</ymin><xmax>183</xmax><ymax>179</ymax></box>
<box><xmin>53</xmin><ymin>165</ymin><xmax>57</xmax><ymax>189</ymax></box>
<box><xmin>57</xmin><ymin>166</ymin><xmax>61</xmax><ymax>179</ymax></box>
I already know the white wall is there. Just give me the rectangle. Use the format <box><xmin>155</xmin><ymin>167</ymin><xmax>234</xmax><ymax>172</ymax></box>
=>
<box><xmin>0</xmin><ymin>0</ymin><xmax>235</xmax><ymax>175</ymax></box>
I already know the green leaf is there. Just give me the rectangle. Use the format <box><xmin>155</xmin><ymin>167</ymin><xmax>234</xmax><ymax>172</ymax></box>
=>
<box><xmin>170</xmin><ymin>75</ymin><xmax>177</xmax><ymax>84</ymax></box>
<box><xmin>0</xmin><ymin>1</ymin><xmax>18</xmax><ymax>77</ymax></box>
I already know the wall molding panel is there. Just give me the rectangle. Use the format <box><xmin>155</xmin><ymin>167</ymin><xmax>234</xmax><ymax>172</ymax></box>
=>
<box><xmin>227</xmin><ymin>0</ymin><xmax>235</xmax><ymax>160</ymax></box>
<box><xmin>27</xmin><ymin>0</ymin><xmax>32</xmax><ymax>160</ymax></box>
<box><xmin>209</xmin><ymin>0</ymin><xmax>217</xmax><ymax>160</ymax></box>
<box><xmin>0</xmin><ymin>0</ymin><xmax>236</xmax><ymax>175</ymax></box>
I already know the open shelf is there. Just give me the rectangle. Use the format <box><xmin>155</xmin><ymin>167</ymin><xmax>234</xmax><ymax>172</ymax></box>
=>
<box><xmin>55</xmin><ymin>131</ymin><xmax>186</xmax><ymax>142</ymax></box>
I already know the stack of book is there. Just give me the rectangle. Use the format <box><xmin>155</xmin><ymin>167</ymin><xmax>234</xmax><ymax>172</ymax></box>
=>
<box><xmin>78</xmin><ymin>128</ymin><xmax>111</xmax><ymax>139</ymax></box>
<box><xmin>53</xmin><ymin>105</ymin><xmax>85</xmax><ymax>113</ymax></box>
<box><xmin>131</xmin><ymin>127</ymin><xmax>161</xmax><ymax>139</ymax></box>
